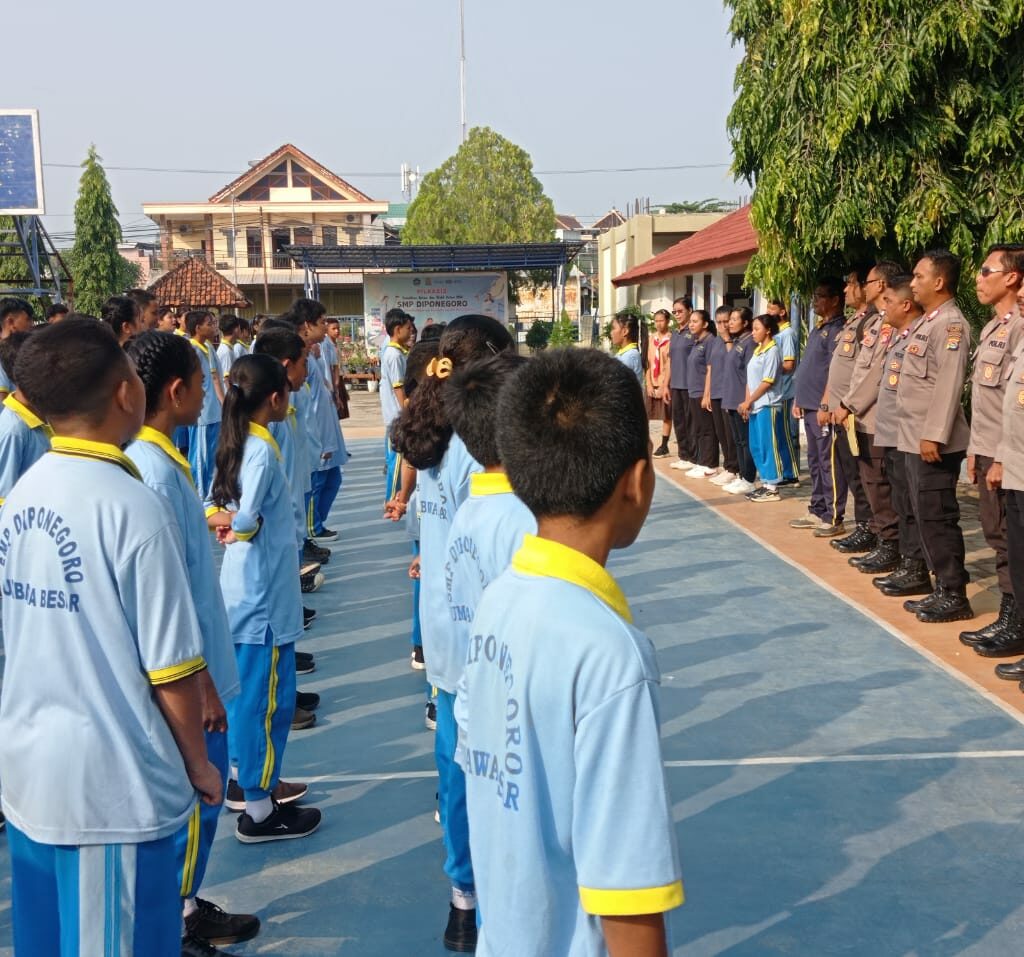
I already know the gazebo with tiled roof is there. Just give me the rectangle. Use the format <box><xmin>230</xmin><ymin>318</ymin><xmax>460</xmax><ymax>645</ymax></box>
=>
<box><xmin>147</xmin><ymin>256</ymin><xmax>251</xmax><ymax>310</ymax></box>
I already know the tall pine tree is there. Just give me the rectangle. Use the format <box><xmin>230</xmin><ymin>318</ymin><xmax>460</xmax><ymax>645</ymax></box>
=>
<box><xmin>68</xmin><ymin>146</ymin><xmax>129</xmax><ymax>315</ymax></box>
<box><xmin>726</xmin><ymin>0</ymin><xmax>1024</xmax><ymax>297</ymax></box>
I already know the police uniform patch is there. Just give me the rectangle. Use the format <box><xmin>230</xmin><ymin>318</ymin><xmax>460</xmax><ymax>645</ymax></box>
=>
<box><xmin>1018</xmin><ymin>390</ymin><xmax>1024</xmax><ymax>406</ymax></box>
<box><xmin>890</xmin><ymin>361</ymin><xmax>900</xmax><ymax>370</ymax></box>
<box><xmin>984</xmin><ymin>365</ymin><xmax>994</xmax><ymax>380</ymax></box>
<box><xmin>842</xmin><ymin>343</ymin><xmax>852</xmax><ymax>353</ymax></box>
<box><xmin>889</xmin><ymin>374</ymin><xmax>899</xmax><ymax>386</ymax></box>
<box><xmin>997</xmin><ymin>327</ymin><xmax>1008</xmax><ymax>339</ymax></box>
<box><xmin>946</xmin><ymin>337</ymin><xmax>961</xmax><ymax>351</ymax></box>
<box><xmin>908</xmin><ymin>344</ymin><xmax>920</xmax><ymax>355</ymax></box>
<box><xmin>880</xmin><ymin>325</ymin><xmax>894</xmax><ymax>344</ymax></box>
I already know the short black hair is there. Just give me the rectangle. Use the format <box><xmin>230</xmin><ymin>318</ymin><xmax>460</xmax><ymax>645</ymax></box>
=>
<box><xmin>886</xmin><ymin>273</ymin><xmax>915</xmax><ymax>298</ymax></box>
<box><xmin>45</xmin><ymin>303</ymin><xmax>69</xmax><ymax>321</ymax></box>
<box><xmin>254</xmin><ymin>327</ymin><xmax>305</xmax><ymax>364</ymax></box>
<box><xmin>15</xmin><ymin>317</ymin><xmax>129</xmax><ymax>424</ymax></box>
<box><xmin>814</xmin><ymin>276</ymin><xmax>845</xmax><ymax>301</ymax></box>
<box><xmin>444</xmin><ymin>352</ymin><xmax>528</xmax><ymax>467</ymax></box>
<box><xmin>126</xmin><ymin>288</ymin><xmax>156</xmax><ymax>309</ymax></box>
<box><xmin>497</xmin><ymin>348</ymin><xmax>648</xmax><ymax>519</ymax></box>
<box><xmin>768</xmin><ymin>297</ymin><xmax>786</xmax><ymax>309</ymax></box>
<box><xmin>0</xmin><ymin>298</ymin><xmax>33</xmax><ymax>325</ymax></box>
<box><xmin>184</xmin><ymin>310</ymin><xmax>212</xmax><ymax>336</ymax></box>
<box><xmin>125</xmin><ymin>330</ymin><xmax>201</xmax><ymax>416</ymax></box>
<box><xmin>419</xmin><ymin>322</ymin><xmax>445</xmax><ymax>342</ymax></box>
<box><xmin>289</xmin><ymin>298</ymin><xmax>326</xmax><ymax>324</ymax></box>
<box><xmin>846</xmin><ymin>263</ymin><xmax>872</xmax><ymax>284</ymax></box>
<box><xmin>101</xmin><ymin>295</ymin><xmax>139</xmax><ymax>338</ymax></box>
<box><xmin>0</xmin><ymin>330</ymin><xmax>33</xmax><ymax>382</ymax></box>
<box><xmin>920</xmin><ymin>249</ymin><xmax>961</xmax><ymax>292</ymax></box>
<box><xmin>872</xmin><ymin>260</ymin><xmax>905</xmax><ymax>283</ymax></box>
<box><xmin>219</xmin><ymin>314</ymin><xmax>241</xmax><ymax>336</ymax></box>
<box><xmin>988</xmin><ymin>244</ymin><xmax>1024</xmax><ymax>278</ymax></box>
<box><xmin>385</xmin><ymin>309</ymin><xmax>414</xmax><ymax>336</ymax></box>
<box><xmin>753</xmin><ymin>313</ymin><xmax>780</xmax><ymax>337</ymax></box>
<box><xmin>673</xmin><ymin>296</ymin><xmax>693</xmax><ymax>310</ymax></box>
<box><xmin>257</xmin><ymin>316</ymin><xmax>294</xmax><ymax>335</ymax></box>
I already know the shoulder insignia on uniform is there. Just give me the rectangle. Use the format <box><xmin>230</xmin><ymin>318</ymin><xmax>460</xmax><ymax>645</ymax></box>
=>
<box><xmin>908</xmin><ymin>344</ymin><xmax>920</xmax><ymax>355</ymax></box>
<box><xmin>888</xmin><ymin>374</ymin><xmax>899</xmax><ymax>385</ymax></box>
<box><xmin>822</xmin><ymin>331</ymin><xmax>829</xmax><ymax>340</ymax></box>
<box><xmin>946</xmin><ymin>335</ymin><xmax>961</xmax><ymax>351</ymax></box>
<box><xmin>880</xmin><ymin>325</ymin><xmax>894</xmax><ymax>344</ymax></box>
<box><xmin>1018</xmin><ymin>390</ymin><xmax>1024</xmax><ymax>406</ymax></box>
<box><xmin>997</xmin><ymin>327</ymin><xmax>1009</xmax><ymax>339</ymax></box>
<box><xmin>843</xmin><ymin>331</ymin><xmax>855</xmax><ymax>342</ymax></box>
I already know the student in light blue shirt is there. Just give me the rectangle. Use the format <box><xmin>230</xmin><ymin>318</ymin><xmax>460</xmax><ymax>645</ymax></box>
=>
<box><xmin>0</xmin><ymin>297</ymin><xmax>33</xmax><ymax>399</ymax></box>
<box><xmin>456</xmin><ymin>347</ymin><xmax>683</xmax><ymax>957</ymax></box>
<box><xmin>0</xmin><ymin>318</ymin><xmax>220</xmax><ymax>957</ymax></box>
<box><xmin>381</xmin><ymin>309</ymin><xmax>415</xmax><ymax>498</ymax></box>
<box><xmin>208</xmin><ymin>354</ymin><xmax>321</xmax><ymax>845</ymax></box>
<box><xmin>216</xmin><ymin>314</ymin><xmax>242</xmax><ymax>382</ymax></box>
<box><xmin>125</xmin><ymin>331</ymin><xmax>260</xmax><ymax>952</ymax></box>
<box><xmin>435</xmin><ymin>353</ymin><xmax>536</xmax><ymax>949</ymax></box>
<box><xmin>0</xmin><ymin>331</ymin><xmax>51</xmax><ymax>507</ymax></box>
<box><xmin>388</xmin><ymin>314</ymin><xmax>516</xmax><ymax>952</ymax></box>
<box><xmin>185</xmin><ymin>310</ymin><xmax>225</xmax><ymax>498</ymax></box>
<box><xmin>610</xmin><ymin>309</ymin><xmax>646</xmax><ymax>386</ymax></box>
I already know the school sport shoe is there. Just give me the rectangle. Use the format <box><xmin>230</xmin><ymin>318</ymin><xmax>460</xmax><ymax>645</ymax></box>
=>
<box><xmin>789</xmin><ymin>514</ymin><xmax>820</xmax><ymax>529</ymax></box>
<box><xmin>300</xmin><ymin>571</ymin><xmax>325</xmax><ymax>594</ymax></box>
<box><xmin>709</xmin><ymin>470</ymin><xmax>736</xmax><ymax>486</ymax></box>
<box><xmin>185</xmin><ymin>897</ymin><xmax>260</xmax><ymax>947</ymax></box>
<box><xmin>235</xmin><ymin>802</ymin><xmax>321</xmax><ymax>844</ymax></box>
<box><xmin>181</xmin><ymin>931</ymin><xmax>242</xmax><ymax>957</ymax></box>
<box><xmin>297</xmin><ymin>690</ymin><xmax>320</xmax><ymax>711</ymax></box>
<box><xmin>725</xmin><ymin>478</ymin><xmax>756</xmax><ymax>495</ymax></box>
<box><xmin>302</xmin><ymin>539</ymin><xmax>331</xmax><ymax>564</ymax></box>
<box><xmin>685</xmin><ymin>465</ymin><xmax>715</xmax><ymax>479</ymax></box>
<box><xmin>224</xmin><ymin>779</ymin><xmax>308</xmax><ymax>812</ymax></box>
<box><xmin>751</xmin><ymin>485</ymin><xmax>780</xmax><ymax>502</ymax></box>
<box><xmin>313</xmin><ymin>528</ymin><xmax>338</xmax><ymax>540</ymax></box>
<box><xmin>443</xmin><ymin>904</ymin><xmax>478</xmax><ymax>953</ymax></box>
<box><xmin>296</xmin><ymin>654</ymin><xmax>315</xmax><ymax>677</ymax></box>
<box><xmin>291</xmin><ymin>706</ymin><xmax>316</xmax><ymax>731</ymax></box>
<box><xmin>425</xmin><ymin>700</ymin><xmax>437</xmax><ymax>730</ymax></box>
<box><xmin>411</xmin><ymin>645</ymin><xmax>426</xmax><ymax>670</ymax></box>
<box><xmin>670</xmin><ymin>459</ymin><xmax>694</xmax><ymax>470</ymax></box>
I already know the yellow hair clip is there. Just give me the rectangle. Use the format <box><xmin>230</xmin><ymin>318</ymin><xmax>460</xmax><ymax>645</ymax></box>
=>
<box><xmin>426</xmin><ymin>357</ymin><xmax>454</xmax><ymax>380</ymax></box>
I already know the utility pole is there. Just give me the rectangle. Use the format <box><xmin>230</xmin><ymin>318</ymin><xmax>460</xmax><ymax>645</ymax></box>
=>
<box><xmin>459</xmin><ymin>0</ymin><xmax>467</xmax><ymax>143</ymax></box>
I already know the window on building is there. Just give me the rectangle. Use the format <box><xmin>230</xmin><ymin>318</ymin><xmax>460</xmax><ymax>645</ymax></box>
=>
<box><xmin>293</xmin><ymin>226</ymin><xmax>313</xmax><ymax>247</ymax></box>
<box><xmin>292</xmin><ymin>163</ymin><xmax>346</xmax><ymax>201</ymax></box>
<box><xmin>246</xmin><ymin>228</ymin><xmax>262</xmax><ymax>268</ymax></box>
<box><xmin>272</xmin><ymin>228</ymin><xmax>291</xmax><ymax>268</ymax></box>
<box><xmin>222</xmin><ymin>229</ymin><xmax>235</xmax><ymax>259</ymax></box>
<box><xmin>237</xmin><ymin>162</ymin><xmax>288</xmax><ymax>202</ymax></box>
<box><xmin>321</xmin><ymin>225</ymin><xmax>337</xmax><ymax>246</ymax></box>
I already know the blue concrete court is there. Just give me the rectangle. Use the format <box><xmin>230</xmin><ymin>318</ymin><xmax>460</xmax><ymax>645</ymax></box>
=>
<box><xmin>2</xmin><ymin>437</ymin><xmax>1024</xmax><ymax>954</ymax></box>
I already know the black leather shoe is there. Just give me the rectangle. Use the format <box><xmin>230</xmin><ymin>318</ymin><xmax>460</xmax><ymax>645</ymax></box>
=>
<box><xmin>959</xmin><ymin>593</ymin><xmax>1015</xmax><ymax>646</ymax></box>
<box><xmin>995</xmin><ymin>657</ymin><xmax>1024</xmax><ymax>680</ymax></box>
<box><xmin>831</xmin><ymin>523</ymin><xmax>877</xmax><ymax>553</ymax></box>
<box><xmin>974</xmin><ymin>623</ymin><xmax>1024</xmax><ymax>657</ymax></box>
<box><xmin>904</xmin><ymin>588</ymin><xmax>941</xmax><ymax>614</ymax></box>
<box><xmin>878</xmin><ymin>560</ymin><xmax>932</xmax><ymax>597</ymax></box>
<box><xmin>916</xmin><ymin>586</ymin><xmax>974</xmax><ymax>624</ymax></box>
<box><xmin>443</xmin><ymin>904</ymin><xmax>478</xmax><ymax>953</ymax></box>
<box><xmin>852</xmin><ymin>540</ymin><xmax>900</xmax><ymax>573</ymax></box>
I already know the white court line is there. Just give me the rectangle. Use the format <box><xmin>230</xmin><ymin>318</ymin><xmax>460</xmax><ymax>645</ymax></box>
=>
<box><xmin>659</xmin><ymin>473</ymin><xmax>1024</xmax><ymax>732</ymax></box>
<box><xmin>306</xmin><ymin>750</ymin><xmax>1024</xmax><ymax>783</ymax></box>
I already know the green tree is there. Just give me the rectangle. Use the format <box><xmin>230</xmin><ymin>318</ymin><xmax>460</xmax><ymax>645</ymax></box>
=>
<box><xmin>548</xmin><ymin>309</ymin><xmax>576</xmax><ymax>348</ymax></box>
<box><xmin>67</xmin><ymin>146</ymin><xmax>136</xmax><ymax>315</ymax></box>
<box><xmin>726</xmin><ymin>1</ymin><xmax>1024</xmax><ymax>297</ymax></box>
<box><xmin>661</xmin><ymin>199</ymin><xmax>737</xmax><ymax>214</ymax></box>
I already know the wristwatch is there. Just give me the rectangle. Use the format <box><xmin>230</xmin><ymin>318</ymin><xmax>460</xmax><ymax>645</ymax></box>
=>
<box><xmin>819</xmin><ymin>403</ymin><xmax>829</xmax><ymax>412</ymax></box>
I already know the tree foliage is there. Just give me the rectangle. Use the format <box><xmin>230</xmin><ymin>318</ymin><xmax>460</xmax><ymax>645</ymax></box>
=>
<box><xmin>525</xmin><ymin>320</ymin><xmax>551</xmax><ymax>351</ymax></box>
<box><xmin>68</xmin><ymin>146</ymin><xmax>133</xmax><ymax>315</ymax></box>
<box><xmin>404</xmin><ymin>127</ymin><xmax>556</xmax><ymax>247</ymax></box>
<box><xmin>726</xmin><ymin>0</ymin><xmax>1024</xmax><ymax>296</ymax></box>
<box><xmin>661</xmin><ymin>199</ymin><xmax>738</xmax><ymax>214</ymax></box>
<box><xmin>548</xmin><ymin>309</ymin><xmax>576</xmax><ymax>348</ymax></box>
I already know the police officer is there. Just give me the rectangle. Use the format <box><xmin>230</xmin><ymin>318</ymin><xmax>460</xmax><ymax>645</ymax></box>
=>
<box><xmin>669</xmin><ymin>297</ymin><xmax>697</xmax><ymax>470</ymax></box>
<box><xmin>837</xmin><ymin>261</ymin><xmax>906</xmax><ymax>573</ymax></box>
<box><xmin>869</xmin><ymin>275</ymin><xmax>932</xmax><ymax>596</ymax></box>
<box><xmin>823</xmin><ymin>268</ymin><xmax>876</xmax><ymax>551</ymax></box>
<box><xmin>898</xmin><ymin>249</ymin><xmax>973</xmax><ymax>623</ymax></box>
<box><xmin>959</xmin><ymin>245</ymin><xmax>1024</xmax><ymax>654</ymax></box>
<box><xmin>790</xmin><ymin>277</ymin><xmax>846</xmax><ymax>535</ymax></box>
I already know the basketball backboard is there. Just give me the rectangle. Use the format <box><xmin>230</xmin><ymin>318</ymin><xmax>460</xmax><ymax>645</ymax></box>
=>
<box><xmin>0</xmin><ymin>110</ymin><xmax>45</xmax><ymax>215</ymax></box>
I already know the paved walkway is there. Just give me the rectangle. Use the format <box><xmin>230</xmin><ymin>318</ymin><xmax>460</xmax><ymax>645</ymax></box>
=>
<box><xmin>1</xmin><ymin>435</ymin><xmax>1023</xmax><ymax>955</ymax></box>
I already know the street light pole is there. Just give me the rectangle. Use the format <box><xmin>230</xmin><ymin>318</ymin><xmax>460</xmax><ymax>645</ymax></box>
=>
<box><xmin>459</xmin><ymin>0</ymin><xmax>467</xmax><ymax>143</ymax></box>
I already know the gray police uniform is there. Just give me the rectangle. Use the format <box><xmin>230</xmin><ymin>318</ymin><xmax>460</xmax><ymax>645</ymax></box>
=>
<box><xmin>793</xmin><ymin>314</ymin><xmax>845</xmax><ymax>523</ymax></box>
<box><xmin>669</xmin><ymin>331</ymin><xmax>695</xmax><ymax>461</ymax></box>
<box><xmin>842</xmin><ymin>313</ymin><xmax>898</xmax><ymax>542</ymax></box>
<box><xmin>996</xmin><ymin>343</ymin><xmax>1024</xmax><ymax>619</ymax></box>
<box><xmin>967</xmin><ymin>310</ymin><xmax>1024</xmax><ymax>596</ymax></box>
<box><xmin>895</xmin><ymin>299</ymin><xmax>971</xmax><ymax>590</ymax></box>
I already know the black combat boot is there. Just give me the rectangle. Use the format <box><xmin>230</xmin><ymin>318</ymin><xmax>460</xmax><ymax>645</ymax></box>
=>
<box><xmin>959</xmin><ymin>593</ymin><xmax>1015</xmax><ymax>646</ymax></box>
<box><xmin>974</xmin><ymin>609</ymin><xmax>1024</xmax><ymax>656</ymax></box>
<box><xmin>852</xmin><ymin>539</ymin><xmax>900</xmax><ymax>573</ymax></box>
<box><xmin>831</xmin><ymin>522</ymin><xmax>877</xmax><ymax>553</ymax></box>
<box><xmin>876</xmin><ymin>558</ymin><xmax>932</xmax><ymax>596</ymax></box>
<box><xmin>916</xmin><ymin>585</ymin><xmax>974</xmax><ymax>624</ymax></box>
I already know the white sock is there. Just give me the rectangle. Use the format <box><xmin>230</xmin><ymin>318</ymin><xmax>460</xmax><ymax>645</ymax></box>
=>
<box><xmin>182</xmin><ymin>897</ymin><xmax>198</xmax><ymax>919</ymax></box>
<box><xmin>452</xmin><ymin>887</ymin><xmax>477</xmax><ymax>911</ymax></box>
<box><xmin>231</xmin><ymin>766</ymin><xmax>239</xmax><ymax>781</ymax></box>
<box><xmin>246</xmin><ymin>796</ymin><xmax>273</xmax><ymax>823</ymax></box>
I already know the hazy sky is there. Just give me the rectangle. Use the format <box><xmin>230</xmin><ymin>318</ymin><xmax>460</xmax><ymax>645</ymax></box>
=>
<box><xmin>6</xmin><ymin>0</ymin><xmax>745</xmax><ymax>243</ymax></box>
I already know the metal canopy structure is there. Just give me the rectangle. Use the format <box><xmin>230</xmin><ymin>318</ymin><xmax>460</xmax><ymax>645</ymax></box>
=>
<box><xmin>284</xmin><ymin>242</ymin><xmax>585</xmax><ymax>299</ymax></box>
<box><xmin>0</xmin><ymin>216</ymin><xmax>71</xmax><ymax>302</ymax></box>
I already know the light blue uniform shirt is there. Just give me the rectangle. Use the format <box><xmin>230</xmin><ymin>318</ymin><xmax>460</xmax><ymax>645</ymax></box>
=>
<box><xmin>216</xmin><ymin>339</ymin><xmax>238</xmax><ymax>380</ymax></box>
<box><xmin>320</xmin><ymin>336</ymin><xmax>338</xmax><ymax>383</ymax></box>
<box><xmin>456</xmin><ymin>535</ymin><xmax>683</xmax><ymax>955</ymax></box>
<box><xmin>127</xmin><ymin>428</ymin><xmax>240</xmax><ymax>702</ymax></box>
<box><xmin>294</xmin><ymin>383</ymin><xmax>315</xmax><ymax>493</ymax></box>
<box><xmin>0</xmin><ymin>365</ymin><xmax>14</xmax><ymax>395</ymax></box>
<box><xmin>270</xmin><ymin>404</ymin><xmax>307</xmax><ymax>550</ymax></box>
<box><xmin>616</xmin><ymin>343</ymin><xmax>643</xmax><ymax>385</ymax></box>
<box><xmin>217</xmin><ymin>424</ymin><xmax>303</xmax><ymax>646</ymax></box>
<box><xmin>775</xmin><ymin>321</ymin><xmax>798</xmax><ymax>401</ymax></box>
<box><xmin>439</xmin><ymin>473</ymin><xmax>535</xmax><ymax>694</ymax></box>
<box><xmin>232</xmin><ymin>340</ymin><xmax>249</xmax><ymax>363</ymax></box>
<box><xmin>306</xmin><ymin>361</ymin><xmax>345</xmax><ymax>471</ymax></box>
<box><xmin>0</xmin><ymin>439</ymin><xmax>206</xmax><ymax>845</ymax></box>
<box><xmin>380</xmin><ymin>343</ymin><xmax>408</xmax><ymax>428</ymax></box>
<box><xmin>190</xmin><ymin>339</ymin><xmax>223</xmax><ymax>426</ymax></box>
<box><xmin>417</xmin><ymin>434</ymin><xmax>481</xmax><ymax>687</ymax></box>
<box><xmin>0</xmin><ymin>395</ymin><xmax>51</xmax><ymax>505</ymax></box>
<box><xmin>747</xmin><ymin>339</ymin><xmax>783</xmax><ymax>410</ymax></box>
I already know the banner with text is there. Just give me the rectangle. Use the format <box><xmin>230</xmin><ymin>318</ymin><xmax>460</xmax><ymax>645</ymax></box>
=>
<box><xmin>363</xmin><ymin>272</ymin><xmax>508</xmax><ymax>352</ymax></box>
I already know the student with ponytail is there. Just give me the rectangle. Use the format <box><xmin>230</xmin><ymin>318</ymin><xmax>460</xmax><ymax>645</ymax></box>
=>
<box><xmin>610</xmin><ymin>309</ymin><xmax>647</xmax><ymax>386</ymax></box>
<box><xmin>209</xmin><ymin>354</ymin><xmax>321</xmax><ymax>845</ymax></box>
<box><xmin>388</xmin><ymin>314</ymin><xmax>514</xmax><ymax>949</ymax></box>
<box><xmin>125</xmin><ymin>332</ymin><xmax>260</xmax><ymax>956</ymax></box>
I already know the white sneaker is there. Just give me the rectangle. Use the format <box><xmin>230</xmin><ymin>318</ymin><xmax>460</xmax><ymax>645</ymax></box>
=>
<box><xmin>685</xmin><ymin>466</ymin><xmax>715</xmax><ymax>478</ymax></box>
<box><xmin>710</xmin><ymin>470</ymin><xmax>736</xmax><ymax>486</ymax></box>
<box><xmin>726</xmin><ymin>478</ymin><xmax>756</xmax><ymax>495</ymax></box>
<box><xmin>670</xmin><ymin>459</ymin><xmax>693</xmax><ymax>471</ymax></box>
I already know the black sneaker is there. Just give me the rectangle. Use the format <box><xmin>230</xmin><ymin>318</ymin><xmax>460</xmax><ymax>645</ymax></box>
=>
<box><xmin>301</xmin><ymin>571</ymin><xmax>325</xmax><ymax>594</ymax></box>
<box><xmin>181</xmin><ymin>931</ymin><xmax>242</xmax><ymax>957</ymax></box>
<box><xmin>0</xmin><ymin>810</ymin><xmax>5</xmax><ymax>831</ymax></box>
<box><xmin>443</xmin><ymin>904</ymin><xmax>478</xmax><ymax>953</ymax></box>
<box><xmin>302</xmin><ymin>539</ymin><xmax>331</xmax><ymax>564</ymax></box>
<box><xmin>425</xmin><ymin>700</ymin><xmax>437</xmax><ymax>730</ymax></box>
<box><xmin>224</xmin><ymin>779</ymin><xmax>245</xmax><ymax>812</ymax></box>
<box><xmin>296</xmin><ymin>650</ymin><xmax>315</xmax><ymax>666</ymax></box>
<box><xmin>296</xmin><ymin>655</ymin><xmax>315</xmax><ymax>676</ymax></box>
<box><xmin>303</xmin><ymin>606</ymin><xmax>316</xmax><ymax>625</ymax></box>
<box><xmin>297</xmin><ymin>690</ymin><xmax>320</xmax><ymax>711</ymax></box>
<box><xmin>235</xmin><ymin>802</ymin><xmax>322</xmax><ymax>844</ymax></box>
<box><xmin>411</xmin><ymin>645</ymin><xmax>426</xmax><ymax>671</ymax></box>
<box><xmin>225</xmin><ymin>778</ymin><xmax>307</xmax><ymax>812</ymax></box>
<box><xmin>312</xmin><ymin>528</ymin><xmax>338</xmax><ymax>540</ymax></box>
<box><xmin>653</xmin><ymin>444</ymin><xmax>670</xmax><ymax>458</ymax></box>
<box><xmin>185</xmin><ymin>898</ymin><xmax>260</xmax><ymax>947</ymax></box>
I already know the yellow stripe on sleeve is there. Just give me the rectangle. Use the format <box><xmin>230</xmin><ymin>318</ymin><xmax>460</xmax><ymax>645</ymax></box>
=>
<box><xmin>578</xmin><ymin>880</ymin><xmax>684</xmax><ymax>916</ymax></box>
<box><xmin>205</xmin><ymin>505</ymin><xmax>226</xmax><ymax>519</ymax></box>
<box><xmin>232</xmin><ymin>525</ymin><xmax>259</xmax><ymax>542</ymax></box>
<box><xmin>148</xmin><ymin>656</ymin><xmax>207</xmax><ymax>686</ymax></box>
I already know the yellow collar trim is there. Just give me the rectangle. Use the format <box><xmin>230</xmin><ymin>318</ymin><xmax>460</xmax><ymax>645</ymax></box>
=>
<box><xmin>511</xmin><ymin>534</ymin><xmax>632</xmax><ymax>623</ymax></box>
<box><xmin>136</xmin><ymin>425</ymin><xmax>194</xmax><ymax>485</ymax></box>
<box><xmin>754</xmin><ymin>339</ymin><xmax>777</xmax><ymax>355</ymax></box>
<box><xmin>189</xmin><ymin>338</ymin><xmax>210</xmax><ymax>357</ymax></box>
<box><xmin>778</xmin><ymin>320</ymin><xmax>791</xmax><ymax>331</ymax></box>
<box><xmin>3</xmin><ymin>394</ymin><xmax>50</xmax><ymax>434</ymax></box>
<box><xmin>248</xmin><ymin>422</ymin><xmax>282</xmax><ymax>461</ymax></box>
<box><xmin>617</xmin><ymin>343</ymin><xmax>639</xmax><ymax>356</ymax></box>
<box><xmin>173</xmin><ymin>328</ymin><xmax>186</xmax><ymax>336</ymax></box>
<box><xmin>470</xmin><ymin>472</ymin><xmax>514</xmax><ymax>496</ymax></box>
<box><xmin>50</xmin><ymin>436</ymin><xmax>142</xmax><ymax>480</ymax></box>
<box><xmin>388</xmin><ymin>341</ymin><xmax>410</xmax><ymax>355</ymax></box>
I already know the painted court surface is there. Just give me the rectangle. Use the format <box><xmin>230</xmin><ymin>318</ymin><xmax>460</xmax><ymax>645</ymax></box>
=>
<box><xmin>2</xmin><ymin>438</ymin><xmax>1024</xmax><ymax>955</ymax></box>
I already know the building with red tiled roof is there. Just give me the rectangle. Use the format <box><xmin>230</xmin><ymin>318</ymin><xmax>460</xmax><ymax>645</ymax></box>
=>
<box><xmin>606</xmin><ymin>205</ymin><xmax>764</xmax><ymax>316</ymax></box>
<box><xmin>148</xmin><ymin>257</ymin><xmax>251</xmax><ymax>310</ymax></box>
<box><xmin>143</xmin><ymin>144</ymin><xmax>389</xmax><ymax>317</ymax></box>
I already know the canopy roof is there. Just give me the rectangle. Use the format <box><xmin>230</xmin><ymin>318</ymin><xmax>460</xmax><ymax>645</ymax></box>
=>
<box><xmin>284</xmin><ymin>242</ymin><xmax>584</xmax><ymax>272</ymax></box>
